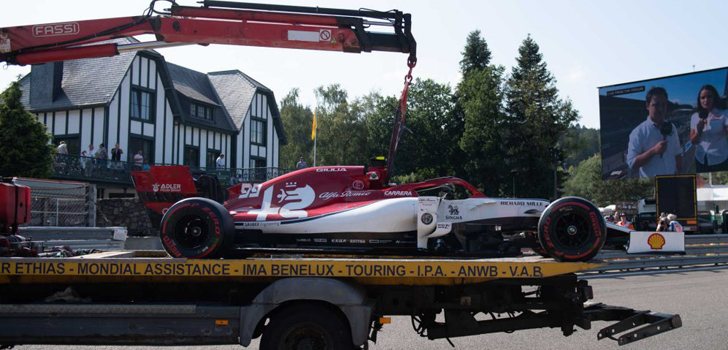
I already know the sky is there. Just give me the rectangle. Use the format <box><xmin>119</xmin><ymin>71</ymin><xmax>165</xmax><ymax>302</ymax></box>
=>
<box><xmin>3</xmin><ymin>0</ymin><xmax>728</xmax><ymax>130</ymax></box>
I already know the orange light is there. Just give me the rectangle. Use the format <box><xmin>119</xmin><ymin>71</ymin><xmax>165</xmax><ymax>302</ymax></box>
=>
<box><xmin>378</xmin><ymin>317</ymin><xmax>391</xmax><ymax>325</ymax></box>
<box><xmin>215</xmin><ymin>319</ymin><xmax>229</xmax><ymax>326</ymax></box>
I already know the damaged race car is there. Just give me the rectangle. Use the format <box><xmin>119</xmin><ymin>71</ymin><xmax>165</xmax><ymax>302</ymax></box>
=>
<box><xmin>132</xmin><ymin>160</ymin><xmax>606</xmax><ymax>262</ymax></box>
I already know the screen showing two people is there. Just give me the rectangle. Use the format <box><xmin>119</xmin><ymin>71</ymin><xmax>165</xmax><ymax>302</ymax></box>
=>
<box><xmin>600</xmin><ymin>67</ymin><xmax>728</xmax><ymax>179</ymax></box>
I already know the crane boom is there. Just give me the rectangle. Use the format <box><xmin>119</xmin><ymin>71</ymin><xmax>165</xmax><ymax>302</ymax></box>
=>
<box><xmin>0</xmin><ymin>0</ymin><xmax>416</xmax><ymax>66</ymax></box>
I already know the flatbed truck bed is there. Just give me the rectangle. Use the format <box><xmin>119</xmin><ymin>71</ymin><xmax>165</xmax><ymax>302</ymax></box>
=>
<box><xmin>0</xmin><ymin>253</ymin><xmax>681</xmax><ymax>349</ymax></box>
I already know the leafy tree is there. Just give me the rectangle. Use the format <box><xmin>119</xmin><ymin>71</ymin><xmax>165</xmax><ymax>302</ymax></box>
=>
<box><xmin>0</xmin><ymin>81</ymin><xmax>53</xmax><ymax>178</ymax></box>
<box><xmin>457</xmin><ymin>66</ymin><xmax>507</xmax><ymax>195</ymax></box>
<box><xmin>562</xmin><ymin>154</ymin><xmax>652</xmax><ymax>206</ymax></box>
<box><xmin>455</xmin><ymin>30</ymin><xmax>507</xmax><ymax>195</ymax></box>
<box><xmin>314</xmin><ymin>84</ymin><xmax>368</xmax><ymax>165</ymax></box>
<box><xmin>278</xmin><ymin>89</ymin><xmax>314</xmax><ymax>168</ymax></box>
<box><xmin>361</xmin><ymin>92</ymin><xmax>398</xmax><ymax>160</ymax></box>
<box><xmin>397</xmin><ymin>78</ymin><xmax>457</xmax><ymax>177</ymax></box>
<box><xmin>563</xmin><ymin>124</ymin><xmax>600</xmax><ymax>168</ymax></box>
<box><xmin>503</xmin><ymin>35</ymin><xmax>579</xmax><ymax>199</ymax></box>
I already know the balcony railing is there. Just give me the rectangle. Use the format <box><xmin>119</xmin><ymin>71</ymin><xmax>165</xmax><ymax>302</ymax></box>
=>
<box><xmin>51</xmin><ymin>154</ymin><xmax>292</xmax><ymax>186</ymax></box>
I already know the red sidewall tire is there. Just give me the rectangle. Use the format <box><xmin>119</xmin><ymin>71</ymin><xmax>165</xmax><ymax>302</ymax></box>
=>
<box><xmin>538</xmin><ymin>197</ymin><xmax>606</xmax><ymax>262</ymax></box>
<box><xmin>160</xmin><ymin>197</ymin><xmax>234</xmax><ymax>259</ymax></box>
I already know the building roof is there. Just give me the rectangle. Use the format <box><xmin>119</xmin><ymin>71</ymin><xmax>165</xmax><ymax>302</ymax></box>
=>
<box><xmin>20</xmin><ymin>38</ymin><xmax>138</xmax><ymax>110</ymax></box>
<box><xmin>208</xmin><ymin>70</ymin><xmax>286</xmax><ymax>143</ymax></box>
<box><xmin>17</xmin><ymin>41</ymin><xmax>282</xmax><ymax>139</ymax></box>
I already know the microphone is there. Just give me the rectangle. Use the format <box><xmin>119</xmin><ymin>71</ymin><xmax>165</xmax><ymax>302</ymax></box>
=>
<box><xmin>659</xmin><ymin>122</ymin><xmax>673</xmax><ymax>158</ymax></box>
<box><xmin>699</xmin><ymin>110</ymin><xmax>709</xmax><ymax>120</ymax></box>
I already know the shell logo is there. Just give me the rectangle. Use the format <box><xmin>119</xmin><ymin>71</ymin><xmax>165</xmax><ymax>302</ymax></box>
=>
<box><xmin>647</xmin><ymin>233</ymin><xmax>666</xmax><ymax>249</ymax></box>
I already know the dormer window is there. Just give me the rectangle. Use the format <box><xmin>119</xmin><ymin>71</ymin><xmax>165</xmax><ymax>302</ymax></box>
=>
<box><xmin>190</xmin><ymin>103</ymin><xmax>213</xmax><ymax>121</ymax></box>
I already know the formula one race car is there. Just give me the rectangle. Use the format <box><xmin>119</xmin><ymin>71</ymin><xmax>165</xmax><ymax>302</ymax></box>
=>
<box><xmin>132</xmin><ymin>162</ymin><xmax>606</xmax><ymax>262</ymax></box>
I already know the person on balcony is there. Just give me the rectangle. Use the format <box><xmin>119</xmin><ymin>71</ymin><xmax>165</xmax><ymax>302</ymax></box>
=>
<box><xmin>111</xmin><ymin>143</ymin><xmax>124</xmax><ymax>170</ymax></box>
<box><xmin>296</xmin><ymin>157</ymin><xmax>308</xmax><ymax>169</ymax></box>
<box><xmin>133</xmin><ymin>150</ymin><xmax>144</xmax><ymax>171</ymax></box>
<box><xmin>216</xmin><ymin>153</ymin><xmax>225</xmax><ymax>169</ymax></box>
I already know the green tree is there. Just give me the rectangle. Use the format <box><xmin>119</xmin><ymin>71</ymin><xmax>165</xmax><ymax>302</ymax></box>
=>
<box><xmin>314</xmin><ymin>84</ymin><xmax>368</xmax><ymax>165</ymax></box>
<box><xmin>0</xmin><ymin>81</ymin><xmax>53</xmax><ymax>178</ymax></box>
<box><xmin>562</xmin><ymin>124</ymin><xmax>600</xmax><ymax>168</ymax></box>
<box><xmin>361</xmin><ymin>92</ymin><xmax>398</xmax><ymax>160</ymax></box>
<box><xmin>460</xmin><ymin>30</ymin><xmax>492</xmax><ymax>76</ymax></box>
<box><xmin>278</xmin><ymin>89</ymin><xmax>314</xmax><ymax>168</ymax></box>
<box><xmin>503</xmin><ymin>35</ymin><xmax>579</xmax><ymax>199</ymax></box>
<box><xmin>397</xmin><ymin>78</ymin><xmax>457</xmax><ymax>177</ymax></box>
<box><xmin>562</xmin><ymin>154</ymin><xmax>652</xmax><ymax>206</ymax></box>
<box><xmin>455</xmin><ymin>30</ymin><xmax>507</xmax><ymax>195</ymax></box>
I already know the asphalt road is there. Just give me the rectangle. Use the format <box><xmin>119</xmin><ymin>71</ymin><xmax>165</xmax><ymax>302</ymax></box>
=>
<box><xmin>14</xmin><ymin>268</ymin><xmax>728</xmax><ymax>350</ymax></box>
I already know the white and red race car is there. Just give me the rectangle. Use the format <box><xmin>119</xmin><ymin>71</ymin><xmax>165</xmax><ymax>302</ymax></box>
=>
<box><xmin>133</xmin><ymin>163</ymin><xmax>606</xmax><ymax>261</ymax></box>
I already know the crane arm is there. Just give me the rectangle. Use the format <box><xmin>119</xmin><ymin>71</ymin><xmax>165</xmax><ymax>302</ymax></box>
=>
<box><xmin>0</xmin><ymin>0</ymin><xmax>416</xmax><ymax>66</ymax></box>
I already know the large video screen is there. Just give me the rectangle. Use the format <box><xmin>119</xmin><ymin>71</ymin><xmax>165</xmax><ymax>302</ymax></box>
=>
<box><xmin>599</xmin><ymin>67</ymin><xmax>728</xmax><ymax>179</ymax></box>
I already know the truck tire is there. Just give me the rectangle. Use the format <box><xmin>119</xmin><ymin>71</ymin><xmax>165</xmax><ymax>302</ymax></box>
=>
<box><xmin>260</xmin><ymin>303</ymin><xmax>354</xmax><ymax>350</ymax></box>
<box><xmin>160</xmin><ymin>197</ymin><xmax>234</xmax><ymax>259</ymax></box>
<box><xmin>537</xmin><ymin>197</ymin><xmax>606</xmax><ymax>262</ymax></box>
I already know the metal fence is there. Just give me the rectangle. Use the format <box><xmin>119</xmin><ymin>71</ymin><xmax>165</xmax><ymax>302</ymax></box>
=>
<box><xmin>52</xmin><ymin>154</ymin><xmax>292</xmax><ymax>185</ymax></box>
<box><xmin>14</xmin><ymin>178</ymin><xmax>96</xmax><ymax>227</ymax></box>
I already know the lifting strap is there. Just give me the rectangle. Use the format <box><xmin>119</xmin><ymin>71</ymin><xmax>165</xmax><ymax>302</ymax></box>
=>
<box><xmin>385</xmin><ymin>59</ymin><xmax>416</xmax><ymax>182</ymax></box>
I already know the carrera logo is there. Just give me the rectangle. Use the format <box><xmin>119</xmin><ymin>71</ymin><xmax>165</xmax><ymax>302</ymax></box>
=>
<box><xmin>32</xmin><ymin>22</ymin><xmax>80</xmax><ymax>37</ymax></box>
<box><xmin>384</xmin><ymin>190</ymin><xmax>412</xmax><ymax>196</ymax></box>
<box><xmin>152</xmin><ymin>183</ymin><xmax>182</xmax><ymax>193</ymax></box>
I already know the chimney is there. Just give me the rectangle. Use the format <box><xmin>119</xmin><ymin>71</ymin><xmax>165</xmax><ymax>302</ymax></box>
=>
<box><xmin>30</xmin><ymin>61</ymin><xmax>63</xmax><ymax>105</ymax></box>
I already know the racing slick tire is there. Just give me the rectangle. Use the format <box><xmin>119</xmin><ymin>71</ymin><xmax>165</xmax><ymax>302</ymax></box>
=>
<box><xmin>260</xmin><ymin>303</ymin><xmax>354</xmax><ymax>350</ymax></box>
<box><xmin>537</xmin><ymin>197</ymin><xmax>606</xmax><ymax>262</ymax></box>
<box><xmin>160</xmin><ymin>197</ymin><xmax>234</xmax><ymax>259</ymax></box>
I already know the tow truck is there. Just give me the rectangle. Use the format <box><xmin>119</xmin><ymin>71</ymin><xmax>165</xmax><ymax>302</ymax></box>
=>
<box><xmin>0</xmin><ymin>1</ymin><xmax>681</xmax><ymax>349</ymax></box>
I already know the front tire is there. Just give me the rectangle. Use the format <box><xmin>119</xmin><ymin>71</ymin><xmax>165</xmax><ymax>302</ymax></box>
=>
<box><xmin>538</xmin><ymin>197</ymin><xmax>606</xmax><ymax>262</ymax></box>
<box><xmin>260</xmin><ymin>303</ymin><xmax>354</xmax><ymax>350</ymax></box>
<box><xmin>160</xmin><ymin>197</ymin><xmax>234</xmax><ymax>259</ymax></box>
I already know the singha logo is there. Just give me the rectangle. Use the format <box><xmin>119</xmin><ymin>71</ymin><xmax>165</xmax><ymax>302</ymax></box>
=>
<box><xmin>152</xmin><ymin>183</ymin><xmax>160</xmax><ymax>192</ymax></box>
<box><xmin>448</xmin><ymin>205</ymin><xmax>459</xmax><ymax>216</ymax></box>
<box><xmin>445</xmin><ymin>204</ymin><xmax>463</xmax><ymax>220</ymax></box>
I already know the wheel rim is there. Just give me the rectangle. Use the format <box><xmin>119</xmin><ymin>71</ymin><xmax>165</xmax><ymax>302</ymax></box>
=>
<box><xmin>173</xmin><ymin>215</ymin><xmax>209</xmax><ymax>249</ymax></box>
<box><xmin>282</xmin><ymin>324</ymin><xmax>329</xmax><ymax>350</ymax></box>
<box><xmin>552</xmin><ymin>211</ymin><xmax>591</xmax><ymax>249</ymax></box>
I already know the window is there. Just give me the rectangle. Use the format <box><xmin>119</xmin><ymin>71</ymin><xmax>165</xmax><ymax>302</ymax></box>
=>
<box><xmin>250</xmin><ymin>119</ymin><xmax>266</xmax><ymax>145</ymax></box>
<box><xmin>184</xmin><ymin>146</ymin><xmax>200</xmax><ymax>168</ymax></box>
<box><xmin>249</xmin><ymin>157</ymin><xmax>266</xmax><ymax>168</ymax></box>
<box><xmin>131</xmin><ymin>87</ymin><xmax>155</xmax><ymax>121</ymax></box>
<box><xmin>206</xmin><ymin>149</ymin><xmax>220</xmax><ymax>169</ymax></box>
<box><xmin>129</xmin><ymin>137</ymin><xmax>154</xmax><ymax>165</ymax></box>
<box><xmin>190</xmin><ymin>103</ymin><xmax>213</xmax><ymax>121</ymax></box>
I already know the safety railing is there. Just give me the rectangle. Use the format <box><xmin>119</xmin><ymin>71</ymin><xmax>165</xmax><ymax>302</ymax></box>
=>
<box><xmin>51</xmin><ymin>154</ymin><xmax>292</xmax><ymax>186</ymax></box>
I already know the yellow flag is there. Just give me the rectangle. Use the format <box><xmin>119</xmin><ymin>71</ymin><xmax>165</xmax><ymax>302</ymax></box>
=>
<box><xmin>311</xmin><ymin>111</ymin><xmax>317</xmax><ymax>141</ymax></box>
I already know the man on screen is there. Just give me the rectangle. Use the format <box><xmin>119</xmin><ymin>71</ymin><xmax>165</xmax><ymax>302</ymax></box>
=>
<box><xmin>626</xmin><ymin>87</ymin><xmax>682</xmax><ymax>178</ymax></box>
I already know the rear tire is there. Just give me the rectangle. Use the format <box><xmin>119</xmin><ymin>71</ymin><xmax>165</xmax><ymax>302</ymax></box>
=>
<box><xmin>538</xmin><ymin>197</ymin><xmax>606</xmax><ymax>262</ymax></box>
<box><xmin>260</xmin><ymin>303</ymin><xmax>354</xmax><ymax>350</ymax></box>
<box><xmin>160</xmin><ymin>197</ymin><xmax>234</xmax><ymax>258</ymax></box>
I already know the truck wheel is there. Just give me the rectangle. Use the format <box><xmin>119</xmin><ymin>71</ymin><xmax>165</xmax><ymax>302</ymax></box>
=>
<box><xmin>538</xmin><ymin>197</ymin><xmax>606</xmax><ymax>262</ymax></box>
<box><xmin>160</xmin><ymin>197</ymin><xmax>234</xmax><ymax>259</ymax></box>
<box><xmin>260</xmin><ymin>304</ymin><xmax>353</xmax><ymax>350</ymax></box>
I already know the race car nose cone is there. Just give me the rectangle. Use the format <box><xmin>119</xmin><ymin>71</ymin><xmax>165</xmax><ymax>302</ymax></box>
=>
<box><xmin>567</xmin><ymin>225</ymin><xmax>578</xmax><ymax>236</ymax></box>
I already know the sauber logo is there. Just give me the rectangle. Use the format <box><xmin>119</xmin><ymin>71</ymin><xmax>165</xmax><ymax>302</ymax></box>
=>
<box><xmin>32</xmin><ymin>22</ymin><xmax>80</xmax><ymax>37</ymax></box>
<box><xmin>152</xmin><ymin>183</ymin><xmax>182</xmax><ymax>193</ymax></box>
<box><xmin>647</xmin><ymin>233</ymin><xmax>666</xmax><ymax>249</ymax></box>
